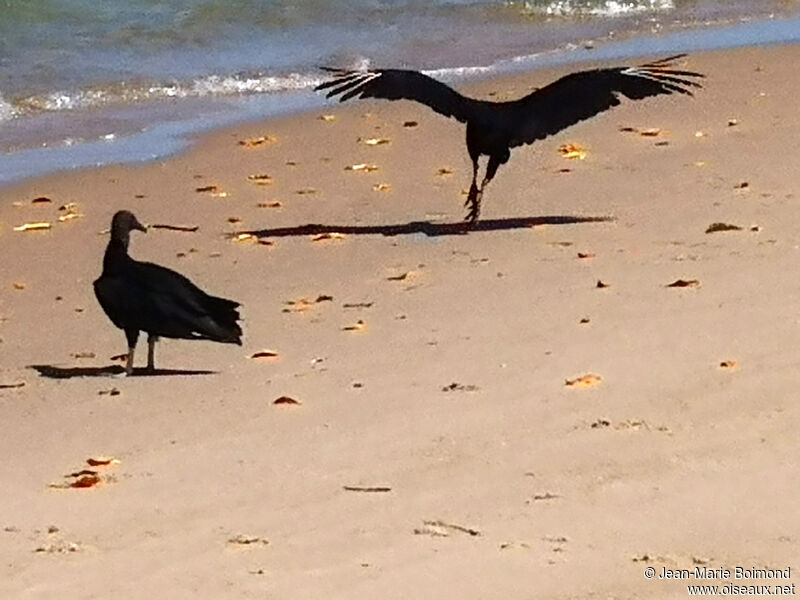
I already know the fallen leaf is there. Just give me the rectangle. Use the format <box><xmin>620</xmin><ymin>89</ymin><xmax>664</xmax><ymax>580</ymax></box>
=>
<box><xmin>639</xmin><ymin>127</ymin><xmax>662</xmax><ymax>137</ymax></box>
<box><xmin>70</xmin><ymin>474</ymin><xmax>102</xmax><ymax>489</ymax></box>
<box><xmin>71</xmin><ymin>352</ymin><xmax>96</xmax><ymax>359</ymax></box>
<box><xmin>12</xmin><ymin>282</ymin><xmax>26</xmax><ymax>290</ymax></box>
<box><xmin>250</xmin><ymin>350</ymin><xmax>280</xmax><ymax>361</ymax></box>
<box><xmin>227</xmin><ymin>217</ymin><xmax>241</xmax><ymax>224</ymax></box>
<box><xmin>57</xmin><ymin>203</ymin><xmax>82</xmax><ymax>222</ymax></box>
<box><xmin>319</xmin><ymin>114</ymin><xmax>336</xmax><ymax>122</ymax></box>
<box><xmin>343</xmin><ymin>485</ymin><xmax>392</xmax><ymax>493</ymax></box>
<box><xmin>441</xmin><ymin>382</ymin><xmax>479</xmax><ymax>392</ymax></box>
<box><xmin>387</xmin><ymin>271</ymin><xmax>413</xmax><ymax>281</ymax></box>
<box><xmin>257</xmin><ymin>201</ymin><xmax>283</xmax><ymax>208</ymax></box>
<box><xmin>705</xmin><ymin>222</ymin><xmax>742</xmax><ymax>234</ymax></box>
<box><xmin>734</xmin><ymin>181</ymin><xmax>749</xmax><ymax>190</ymax></box>
<box><xmin>695</xmin><ymin>130</ymin><xmax>707</xmax><ymax>138</ymax></box>
<box><xmin>531</xmin><ymin>492</ymin><xmax>560</xmax><ymax>501</ymax></box>
<box><xmin>316</xmin><ymin>294</ymin><xmax>333</xmax><ymax>303</ymax></box>
<box><xmin>719</xmin><ymin>360</ymin><xmax>738</xmax><ymax>370</ymax></box>
<box><xmin>31</xmin><ymin>196</ymin><xmax>53</xmax><ymax>204</ymax></box>
<box><xmin>436</xmin><ymin>167</ymin><xmax>454</xmax><ymax>176</ymax></box>
<box><xmin>283</xmin><ymin>298</ymin><xmax>313</xmax><ymax>313</ymax></box>
<box><xmin>228</xmin><ymin>534</ymin><xmax>269</xmax><ymax>546</ymax></box>
<box><xmin>150</xmin><ymin>223</ymin><xmax>199</xmax><ymax>232</ymax></box>
<box><xmin>414</xmin><ymin>520</ymin><xmax>480</xmax><ymax>537</ymax></box>
<box><xmin>596</xmin><ymin>280</ymin><xmax>610</xmax><ymax>289</ymax></box>
<box><xmin>13</xmin><ymin>222</ymin><xmax>51</xmax><ymax>232</ymax></box>
<box><xmin>86</xmin><ymin>457</ymin><xmax>120</xmax><ymax>467</ymax></box>
<box><xmin>558</xmin><ymin>143</ymin><xmax>587</xmax><ymax>160</ymax></box>
<box><xmin>345</xmin><ymin>163</ymin><xmax>379</xmax><ymax>172</ymax></box>
<box><xmin>195</xmin><ymin>185</ymin><xmax>219</xmax><ymax>193</ymax></box>
<box><xmin>727</xmin><ymin>118</ymin><xmax>739</xmax><ymax>127</ymax></box>
<box><xmin>403</xmin><ymin>120</ymin><xmax>418</xmax><ymax>128</ymax></box>
<box><xmin>565</xmin><ymin>374</ymin><xmax>602</xmax><ymax>388</ymax></box>
<box><xmin>343</xmin><ymin>302</ymin><xmax>374</xmax><ymax>309</ymax></box>
<box><xmin>98</xmin><ymin>388</ymin><xmax>121</xmax><ymax>396</ymax></box>
<box><xmin>311</xmin><ymin>232</ymin><xmax>345</xmax><ymax>242</ymax></box>
<box><xmin>577</xmin><ymin>252</ymin><xmax>595</xmax><ymax>259</ymax></box>
<box><xmin>665</xmin><ymin>279</ymin><xmax>701</xmax><ymax>288</ymax></box>
<box><xmin>233</xmin><ymin>233</ymin><xmax>256</xmax><ymax>243</ymax></box>
<box><xmin>0</xmin><ymin>382</ymin><xmax>25</xmax><ymax>389</ymax></box>
<box><xmin>295</xmin><ymin>188</ymin><xmax>319</xmax><ymax>195</ymax></box>
<box><xmin>273</xmin><ymin>396</ymin><xmax>301</xmax><ymax>406</ymax></box>
<box><xmin>362</xmin><ymin>137</ymin><xmax>390</xmax><ymax>146</ymax></box>
<box><xmin>110</xmin><ymin>353</ymin><xmax>128</xmax><ymax>362</ymax></box>
<box><xmin>342</xmin><ymin>320</ymin><xmax>367</xmax><ymax>332</ymax></box>
<box><xmin>238</xmin><ymin>135</ymin><xmax>276</xmax><ymax>148</ymax></box>
<box><xmin>247</xmin><ymin>174</ymin><xmax>274</xmax><ymax>185</ymax></box>
<box><xmin>372</xmin><ymin>183</ymin><xmax>391</xmax><ymax>192</ymax></box>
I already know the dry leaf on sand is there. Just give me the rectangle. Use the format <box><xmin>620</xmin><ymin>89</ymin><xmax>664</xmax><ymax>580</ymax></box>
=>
<box><xmin>311</xmin><ymin>232</ymin><xmax>346</xmax><ymax>242</ymax></box>
<box><xmin>705</xmin><ymin>222</ymin><xmax>742</xmax><ymax>234</ymax></box>
<box><xmin>665</xmin><ymin>279</ymin><xmax>701</xmax><ymax>288</ymax></box>
<box><xmin>13</xmin><ymin>222</ymin><xmax>51</xmax><ymax>232</ymax></box>
<box><xmin>342</xmin><ymin>320</ymin><xmax>367</xmax><ymax>332</ymax></box>
<box><xmin>247</xmin><ymin>174</ymin><xmax>274</xmax><ymax>185</ymax></box>
<box><xmin>558</xmin><ymin>143</ymin><xmax>587</xmax><ymax>160</ymax></box>
<box><xmin>273</xmin><ymin>396</ymin><xmax>301</xmax><ymax>406</ymax></box>
<box><xmin>565</xmin><ymin>374</ymin><xmax>602</xmax><ymax>388</ymax></box>
<box><xmin>238</xmin><ymin>135</ymin><xmax>276</xmax><ymax>148</ymax></box>
<box><xmin>345</xmin><ymin>163</ymin><xmax>379</xmax><ymax>172</ymax></box>
<box><xmin>250</xmin><ymin>350</ymin><xmax>280</xmax><ymax>361</ymax></box>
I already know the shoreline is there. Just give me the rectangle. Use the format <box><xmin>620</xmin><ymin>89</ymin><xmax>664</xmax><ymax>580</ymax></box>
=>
<box><xmin>1</xmin><ymin>42</ymin><xmax>799</xmax><ymax>599</ymax></box>
<box><xmin>1</xmin><ymin>10</ymin><xmax>800</xmax><ymax>188</ymax></box>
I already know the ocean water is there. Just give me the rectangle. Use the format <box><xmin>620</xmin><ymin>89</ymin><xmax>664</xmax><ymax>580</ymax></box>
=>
<box><xmin>1</xmin><ymin>0</ymin><xmax>799</xmax><ymax>183</ymax></box>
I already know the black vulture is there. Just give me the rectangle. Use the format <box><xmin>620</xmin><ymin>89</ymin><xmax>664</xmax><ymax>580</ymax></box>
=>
<box><xmin>316</xmin><ymin>54</ymin><xmax>704</xmax><ymax>222</ymax></box>
<box><xmin>94</xmin><ymin>210</ymin><xmax>242</xmax><ymax>375</ymax></box>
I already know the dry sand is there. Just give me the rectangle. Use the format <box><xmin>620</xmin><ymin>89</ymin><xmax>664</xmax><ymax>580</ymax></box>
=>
<box><xmin>0</xmin><ymin>45</ymin><xmax>798</xmax><ymax>599</ymax></box>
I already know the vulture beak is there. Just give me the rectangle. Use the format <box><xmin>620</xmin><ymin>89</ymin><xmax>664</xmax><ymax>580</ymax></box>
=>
<box><xmin>134</xmin><ymin>218</ymin><xmax>148</xmax><ymax>233</ymax></box>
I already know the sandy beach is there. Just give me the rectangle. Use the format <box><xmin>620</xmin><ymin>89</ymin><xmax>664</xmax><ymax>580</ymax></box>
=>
<box><xmin>1</xmin><ymin>44</ymin><xmax>799</xmax><ymax>598</ymax></box>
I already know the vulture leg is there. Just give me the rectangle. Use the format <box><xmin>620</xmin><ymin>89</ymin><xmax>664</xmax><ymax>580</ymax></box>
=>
<box><xmin>147</xmin><ymin>334</ymin><xmax>158</xmax><ymax>372</ymax></box>
<box><xmin>465</xmin><ymin>154</ymin><xmax>502</xmax><ymax>224</ymax></box>
<box><xmin>480</xmin><ymin>154</ymin><xmax>502</xmax><ymax>197</ymax></box>
<box><xmin>124</xmin><ymin>329</ymin><xmax>139</xmax><ymax>376</ymax></box>
<box><xmin>464</xmin><ymin>157</ymin><xmax>482</xmax><ymax>224</ymax></box>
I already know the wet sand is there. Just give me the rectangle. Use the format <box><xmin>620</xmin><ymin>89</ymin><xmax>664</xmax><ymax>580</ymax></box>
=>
<box><xmin>0</xmin><ymin>45</ymin><xmax>798</xmax><ymax>598</ymax></box>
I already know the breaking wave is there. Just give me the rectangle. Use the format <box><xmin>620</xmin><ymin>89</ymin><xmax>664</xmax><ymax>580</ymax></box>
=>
<box><xmin>512</xmin><ymin>0</ymin><xmax>675</xmax><ymax>17</ymax></box>
<box><xmin>6</xmin><ymin>72</ymin><xmax>327</xmax><ymax>118</ymax></box>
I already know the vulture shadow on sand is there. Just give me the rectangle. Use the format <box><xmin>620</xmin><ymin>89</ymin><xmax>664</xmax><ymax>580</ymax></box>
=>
<box><xmin>29</xmin><ymin>364</ymin><xmax>216</xmax><ymax>379</ymax></box>
<box><xmin>240</xmin><ymin>214</ymin><xmax>615</xmax><ymax>239</ymax></box>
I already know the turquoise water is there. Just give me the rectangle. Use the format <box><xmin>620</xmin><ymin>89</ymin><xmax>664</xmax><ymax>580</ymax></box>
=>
<box><xmin>0</xmin><ymin>0</ymin><xmax>798</xmax><ymax>183</ymax></box>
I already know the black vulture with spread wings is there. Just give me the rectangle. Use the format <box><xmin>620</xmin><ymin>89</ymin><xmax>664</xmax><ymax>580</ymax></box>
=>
<box><xmin>94</xmin><ymin>210</ymin><xmax>242</xmax><ymax>375</ymax></box>
<box><xmin>316</xmin><ymin>54</ymin><xmax>703</xmax><ymax>223</ymax></box>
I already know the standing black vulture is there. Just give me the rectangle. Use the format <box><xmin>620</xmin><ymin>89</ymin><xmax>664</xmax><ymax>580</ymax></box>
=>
<box><xmin>316</xmin><ymin>54</ymin><xmax>704</xmax><ymax>222</ymax></box>
<box><xmin>94</xmin><ymin>210</ymin><xmax>242</xmax><ymax>375</ymax></box>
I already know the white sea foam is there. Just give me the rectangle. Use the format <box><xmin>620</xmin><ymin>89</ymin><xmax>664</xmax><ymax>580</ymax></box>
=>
<box><xmin>0</xmin><ymin>91</ymin><xmax>17</xmax><ymax>121</ymax></box>
<box><xmin>10</xmin><ymin>72</ymin><xmax>326</xmax><ymax>116</ymax></box>
<box><xmin>519</xmin><ymin>0</ymin><xmax>674</xmax><ymax>17</ymax></box>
